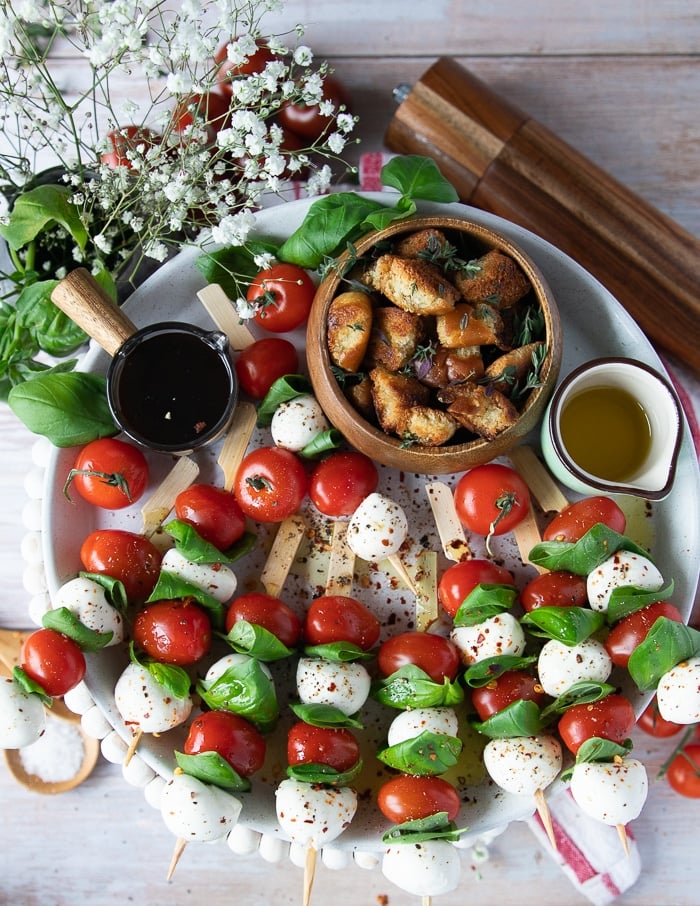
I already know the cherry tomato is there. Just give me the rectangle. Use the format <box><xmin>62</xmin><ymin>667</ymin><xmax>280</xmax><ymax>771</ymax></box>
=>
<box><xmin>174</xmin><ymin>483</ymin><xmax>246</xmax><ymax>551</ymax></box>
<box><xmin>65</xmin><ymin>437</ymin><xmax>149</xmax><ymax>510</ymax></box>
<box><xmin>278</xmin><ymin>74</ymin><xmax>349</xmax><ymax>141</ymax></box>
<box><xmin>233</xmin><ymin>446</ymin><xmax>307</xmax><ymax>523</ymax></box>
<box><xmin>437</xmin><ymin>559</ymin><xmax>515</xmax><ymax>619</ymax></box>
<box><xmin>225</xmin><ymin>592</ymin><xmax>302</xmax><ymax>648</ymax></box>
<box><xmin>453</xmin><ymin>464</ymin><xmax>530</xmax><ymax>538</ymax></box>
<box><xmin>215</xmin><ymin>39</ymin><xmax>275</xmax><ymax>94</ymax></box>
<box><xmin>184</xmin><ymin>711</ymin><xmax>266</xmax><ymax>777</ymax></box>
<box><xmin>100</xmin><ymin>126</ymin><xmax>159</xmax><ymax>169</ymax></box>
<box><xmin>520</xmin><ymin>570</ymin><xmax>588</xmax><ymax>612</ymax></box>
<box><xmin>247</xmin><ymin>263</ymin><xmax>316</xmax><ymax>333</ymax></box>
<box><xmin>605</xmin><ymin>601</ymin><xmax>684</xmax><ymax>668</ymax></box>
<box><xmin>471</xmin><ymin>670</ymin><xmax>546</xmax><ymax>722</ymax></box>
<box><xmin>80</xmin><ymin>529</ymin><xmax>162</xmax><ymax>603</ymax></box>
<box><xmin>234</xmin><ymin>337</ymin><xmax>299</xmax><ymax>399</ymax></box>
<box><xmin>287</xmin><ymin>721</ymin><xmax>360</xmax><ymax>773</ymax></box>
<box><xmin>133</xmin><ymin>598</ymin><xmax>211</xmax><ymax>666</ymax></box>
<box><xmin>543</xmin><ymin>496</ymin><xmax>626</xmax><ymax>543</ymax></box>
<box><xmin>378</xmin><ymin>631</ymin><xmax>461</xmax><ymax>684</ymax></box>
<box><xmin>304</xmin><ymin>595</ymin><xmax>381</xmax><ymax>651</ymax></box>
<box><xmin>377</xmin><ymin>775</ymin><xmax>460</xmax><ymax>824</ymax></box>
<box><xmin>172</xmin><ymin>91</ymin><xmax>230</xmax><ymax>142</ymax></box>
<box><xmin>309</xmin><ymin>452</ymin><xmax>378</xmax><ymax>518</ymax></box>
<box><xmin>637</xmin><ymin>698</ymin><xmax>685</xmax><ymax>738</ymax></box>
<box><xmin>557</xmin><ymin>693</ymin><xmax>636</xmax><ymax>755</ymax></box>
<box><xmin>666</xmin><ymin>743</ymin><xmax>700</xmax><ymax>798</ymax></box>
<box><xmin>21</xmin><ymin>628</ymin><xmax>86</xmax><ymax>697</ymax></box>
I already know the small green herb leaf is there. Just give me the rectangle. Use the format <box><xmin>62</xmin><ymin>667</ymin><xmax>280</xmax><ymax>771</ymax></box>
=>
<box><xmin>197</xmin><ymin>659</ymin><xmax>279</xmax><ymax>732</ymax></box>
<box><xmin>606</xmin><ymin>581</ymin><xmax>675</xmax><ymax>625</ymax></box>
<box><xmin>528</xmin><ymin>525</ymin><xmax>649</xmax><ymax>575</ymax></box>
<box><xmin>41</xmin><ymin>606</ymin><xmax>113</xmax><ymax>652</ymax></box>
<box><xmin>377</xmin><ymin>731</ymin><xmax>462</xmax><ymax>775</ymax></box>
<box><xmin>471</xmin><ymin>699</ymin><xmax>543</xmax><ymax>738</ymax></box>
<box><xmin>381</xmin><ymin>811</ymin><xmax>467</xmax><ymax>845</ymax></box>
<box><xmin>452</xmin><ymin>583</ymin><xmax>518</xmax><ymax>627</ymax></box>
<box><xmin>256</xmin><ymin>374</ymin><xmax>312</xmax><ymax>426</ymax></box>
<box><xmin>627</xmin><ymin>617</ymin><xmax>700</xmax><ymax>692</ymax></box>
<box><xmin>462</xmin><ymin>654</ymin><xmax>538</xmax><ymax>688</ymax></box>
<box><xmin>379</xmin><ymin>156</ymin><xmax>459</xmax><ymax>203</ymax></box>
<box><xmin>286</xmin><ymin>760</ymin><xmax>362</xmax><ymax>786</ymax></box>
<box><xmin>146</xmin><ymin>572</ymin><xmax>225</xmax><ymax>631</ymax></box>
<box><xmin>303</xmin><ymin>641</ymin><xmax>374</xmax><ymax>663</ymax></box>
<box><xmin>223</xmin><ymin>620</ymin><xmax>295</xmax><ymax>662</ymax></box>
<box><xmin>520</xmin><ymin>606</ymin><xmax>605</xmax><ymax>645</ymax></box>
<box><xmin>371</xmin><ymin>664</ymin><xmax>464</xmax><ymax>711</ymax></box>
<box><xmin>174</xmin><ymin>750</ymin><xmax>251</xmax><ymax>792</ymax></box>
<box><xmin>540</xmin><ymin>681</ymin><xmax>617</xmax><ymax>722</ymax></box>
<box><xmin>163</xmin><ymin>519</ymin><xmax>227</xmax><ymax>564</ymax></box>
<box><xmin>289</xmin><ymin>701</ymin><xmax>364</xmax><ymax>729</ymax></box>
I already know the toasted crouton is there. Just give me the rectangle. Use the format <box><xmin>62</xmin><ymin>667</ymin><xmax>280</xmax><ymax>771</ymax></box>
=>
<box><xmin>416</xmin><ymin>345</ymin><xmax>484</xmax><ymax>389</ymax></box>
<box><xmin>394</xmin><ymin>228</ymin><xmax>448</xmax><ymax>259</ymax></box>
<box><xmin>454</xmin><ymin>249</ymin><xmax>531</xmax><ymax>308</ymax></box>
<box><xmin>361</xmin><ymin>254</ymin><xmax>459</xmax><ymax>315</ymax></box>
<box><xmin>436</xmin><ymin>303</ymin><xmax>508</xmax><ymax>349</ymax></box>
<box><xmin>327</xmin><ymin>291</ymin><xmax>373</xmax><ymax>372</ymax></box>
<box><xmin>365</xmin><ymin>306</ymin><xmax>424</xmax><ymax>371</ymax></box>
<box><xmin>369</xmin><ymin>366</ymin><xmax>430</xmax><ymax>434</ymax></box>
<box><xmin>398</xmin><ymin>406</ymin><xmax>460</xmax><ymax>446</ymax></box>
<box><xmin>483</xmin><ymin>341</ymin><xmax>545</xmax><ymax>395</ymax></box>
<box><xmin>438</xmin><ymin>382</ymin><xmax>519</xmax><ymax>440</ymax></box>
<box><xmin>345</xmin><ymin>374</ymin><xmax>375</xmax><ymax>419</ymax></box>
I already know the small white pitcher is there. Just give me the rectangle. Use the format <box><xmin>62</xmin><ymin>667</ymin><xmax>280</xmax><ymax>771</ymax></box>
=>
<box><xmin>541</xmin><ymin>357</ymin><xmax>684</xmax><ymax>500</ymax></box>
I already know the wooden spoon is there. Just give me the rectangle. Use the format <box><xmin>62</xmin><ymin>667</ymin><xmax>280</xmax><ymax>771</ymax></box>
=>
<box><xmin>0</xmin><ymin>627</ymin><xmax>100</xmax><ymax>794</ymax></box>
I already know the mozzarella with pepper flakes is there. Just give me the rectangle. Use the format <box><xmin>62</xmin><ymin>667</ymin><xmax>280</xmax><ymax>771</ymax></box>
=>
<box><xmin>160</xmin><ymin>548</ymin><xmax>237</xmax><ymax>603</ymax></box>
<box><xmin>114</xmin><ymin>662</ymin><xmax>192</xmax><ymax>734</ymax></box>
<box><xmin>53</xmin><ymin>576</ymin><xmax>125</xmax><ymax>645</ymax></box>
<box><xmin>160</xmin><ymin>772</ymin><xmax>242</xmax><ymax>842</ymax></box>
<box><xmin>569</xmin><ymin>758</ymin><xmax>648</xmax><ymax>826</ymax></box>
<box><xmin>587</xmin><ymin>550</ymin><xmax>664</xmax><ymax>613</ymax></box>
<box><xmin>296</xmin><ymin>657</ymin><xmax>371</xmax><ymax>716</ymax></box>
<box><xmin>270</xmin><ymin>394</ymin><xmax>330</xmax><ymax>451</ymax></box>
<box><xmin>0</xmin><ymin>677</ymin><xmax>45</xmax><ymax>748</ymax></box>
<box><xmin>483</xmin><ymin>734</ymin><xmax>562</xmax><ymax>796</ymax></box>
<box><xmin>275</xmin><ymin>778</ymin><xmax>357</xmax><ymax>849</ymax></box>
<box><xmin>382</xmin><ymin>839</ymin><xmax>461</xmax><ymax>897</ymax></box>
<box><xmin>346</xmin><ymin>493</ymin><xmax>408</xmax><ymax>561</ymax></box>
<box><xmin>387</xmin><ymin>707</ymin><xmax>459</xmax><ymax>747</ymax></box>
<box><xmin>450</xmin><ymin>613</ymin><xmax>526</xmax><ymax>666</ymax></box>
<box><xmin>656</xmin><ymin>656</ymin><xmax>700</xmax><ymax>724</ymax></box>
<box><xmin>537</xmin><ymin>637</ymin><xmax>612</xmax><ymax>697</ymax></box>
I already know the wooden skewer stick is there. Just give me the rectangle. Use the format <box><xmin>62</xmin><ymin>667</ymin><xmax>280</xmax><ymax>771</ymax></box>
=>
<box><xmin>385</xmin><ymin>552</ymin><xmax>418</xmax><ymax>596</ymax></box>
<box><xmin>196</xmin><ymin>284</ymin><xmax>256</xmax><ymax>350</ymax></box>
<box><xmin>141</xmin><ymin>456</ymin><xmax>200</xmax><ymax>537</ymax></box>
<box><xmin>422</xmin><ymin>897</ymin><xmax>432</xmax><ymax>906</ymax></box>
<box><xmin>508</xmin><ymin>445</ymin><xmax>569</xmax><ymax>515</ymax></box>
<box><xmin>533</xmin><ymin>787</ymin><xmax>557</xmax><ymax>850</ymax></box>
<box><xmin>325</xmin><ymin>521</ymin><xmax>355</xmax><ymax>597</ymax></box>
<box><xmin>217</xmin><ymin>401</ymin><xmax>257</xmax><ymax>491</ymax></box>
<box><xmin>414</xmin><ymin>549</ymin><xmax>439</xmax><ymax>632</ymax></box>
<box><xmin>166</xmin><ymin>837</ymin><xmax>187</xmax><ymax>881</ymax></box>
<box><xmin>260</xmin><ymin>514</ymin><xmax>307</xmax><ymax>599</ymax></box>
<box><xmin>425</xmin><ymin>481</ymin><xmax>471</xmax><ymax>562</ymax></box>
<box><xmin>512</xmin><ymin>503</ymin><xmax>549</xmax><ymax>574</ymax></box>
<box><xmin>303</xmin><ymin>845</ymin><xmax>317</xmax><ymax>906</ymax></box>
<box><xmin>617</xmin><ymin>823</ymin><xmax>630</xmax><ymax>857</ymax></box>
<box><xmin>123</xmin><ymin>727</ymin><xmax>143</xmax><ymax>767</ymax></box>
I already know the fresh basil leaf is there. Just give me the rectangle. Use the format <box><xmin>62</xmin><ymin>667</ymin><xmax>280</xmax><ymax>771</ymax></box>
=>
<box><xmin>576</xmin><ymin>736</ymin><xmax>633</xmax><ymax>764</ymax></box>
<box><xmin>528</xmin><ymin>525</ymin><xmax>649</xmax><ymax>575</ymax></box>
<box><xmin>174</xmin><ymin>750</ymin><xmax>251</xmax><ymax>792</ymax></box>
<box><xmin>277</xmin><ymin>193</ymin><xmax>386</xmax><ymax>269</ymax></box>
<box><xmin>539</xmin><ymin>681</ymin><xmax>617</xmax><ymax>722</ymax></box>
<box><xmin>452</xmin><ymin>584</ymin><xmax>518</xmax><ymax>627</ymax></box>
<box><xmin>224</xmin><ymin>620</ymin><xmax>295</xmax><ymax>662</ymax></box>
<box><xmin>520</xmin><ymin>606</ymin><xmax>605</xmax><ymax>645</ymax></box>
<box><xmin>256</xmin><ymin>374</ymin><xmax>312</xmax><ymax>426</ymax></box>
<box><xmin>471</xmin><ymin>699</ymin><xmax>542</xmax><ymax>738</ymax></box>
<box><xmin>8</xmin><ymin>371</ymin><xmax>117</xmax><ymax>446</ymax></box>
<box><xmin>223</xmin><ymin>530</ymin><xmax>257</xmax><ymax>563</ymax></box>
<box><xmin>303</xmin><ymin>641</ymin><xmax>374</xmax><ymax>663</ymax></box>
<box><xmin>380</xmin><ymin>155</ymin><xmax>460</xmax><ymax>203</ymax></box>
<box><xmin>289</xmin><ymin>701</ymin><xmax>364</xmax><ymax>729</ymax></box>
<box><xmin>381</xmin><ymin>811</ymin><xmax>467</xmax><ymax>845</ymax></box>
<box><xmin>41</xmin><ymin>606</ymin><xmax>113</xmax><ymax>652</ymax></box>
<box><xmin>371</xmin><ymin>664</ymin><xmax>464</xmax><ymax>711</ymax></box>
<box><xmin>12</xmin><ymin>666</ymin><xmax>52</xmax><ymax>706</ymax></box>
<box><xmin>363</xmin><ymin>198</ymin><xmax>416</xmax><ymax>232</ymax></box>
<box><xmin>0</xmin><ymin>184</ymin><xmax>88</xmax><ymax>250</ymax></box>
<box><xmin>462</xmin><ymin>655</ymin><xmax>538</xmax><ymax>688</ymax></box>
<box><xmin>606</xmin><ymin>581</ymin><xmax>675</xmax><ymax>625</ymax></box>
<box><xmin>286</xmin><ymin>760</ymin><xmax>362</xmax><ymax>786</ymax></box>
<box><xmin>628</xmin><ymin>617</ymin><xmax>700</xmax><ymax>691</ymax></box>
<box><xmin>377</xmin><ymin>731</ymin><xmax>462</xmax><ymax>775</ymax></box>
<box><xmin>195</xmin><ymin>241</ymin><xmax>279</xmax><ymax>300</ymax></box>
<box><xmin>300</xmin><ymin>428</ymin><xmax>343</xmax><ymax>458</ymax></box>
<box><xmin>146</xmin><ymin>572</ymin><xmax>225</xmax><ymax>631</ymax></box>
<box><xmin>145</xmin><ymin>660</ymin><xmax>192</xmax><ymax>700</ymax></box>
<box><xmin>79</xmin><ymin>571</ymin><xmax>128</xmax><ymax>614</ymax></box>
<box><xmin>15</xmin><ymin>279</ymin><xmax>87</xmax><ymax>357</ymax></box>
<box><xmin>164</xmin><ymin>519</ymin><xmax>227</xmax><ymax>564</ymax></box>
<box><xmin>197</xmin><ymin>659</ymin><xmax>279</xmax><ymax>731</ymax></box>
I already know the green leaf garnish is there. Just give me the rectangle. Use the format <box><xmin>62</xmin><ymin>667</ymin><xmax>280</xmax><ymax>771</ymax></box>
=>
<box><xmin>223</xmin><ymin>620</ymin><xmax>295</xmax><ymax>662</ymax></box>
<box><xmin>539</xmin><ymin>681</ymin><xmax>617</xmax><ymax>723</ymax></box>
<box><xmin>163</xmin><ymin>519</ymin><xmax>228</xmax><ymax>564</ymax></box>
<box><xmin>528</xmin><ymin>525</ymin><xmax>649</xmax><ymax>575</ymax></box>
<box><xmin>371</xmin><ymin>664</ymin><xmax>464</xmax><ymax>711</ymax></box>
<box><xmin>606</xmin><ymin>581</ymin><xmax>675</xmax><ymax>625</ymax></box>
<box><xmin>289</xmin><ymin>701</ymin><xmax>364</xmax><ymax>729</ymax></box>
<box><xmin>174</xmin><ymin>750</ymin><xmax>251</xmax><ymax>792</ymax></box>
<box><xmin>303</xmin><ymin>641</ymin><xmax>374</xmax><ymax>663</ymax></box>
<box><xmin>256</xmin><ymin>374</ymin><xmax>312</xmax><ymax>426</ymax></box>
<box><xmin>377</xmin><ymin>731</ymin><xmax>462</xmax><ymax>775</ymax></box>
<box><xmin>381</xmin><ymin>811</ymin><xmax>467</xmax><ymax>845</ymax></box>
<box><xmin>520</xmin><ymin>606</ymin><xmax>605</xmax><ymax>645</ymax></box>
<box><xmin>452</xmin><ymin>583</ymin><xmax>518</xmax><ymax>627</ymax></box>
<box><xmin>471</xmin><ymin>699</ymin><xmax>543</xmax><ymax>738</ymax></box>
<box><xmin>462</xmin><ymin>655</ymin><xmax>538</xmax><ymax>688</ymax></box>
<box><xmin>286</xmin><ymin>760</ymin><xmax>362</xmax><ymax>786</ymax></box>
<box><xmin>627</xmin><ymin>617</ymin><xmax>700</xmax><ymax>692</ymax></box>
<box><xmin>197</xmin><ymin>660</ymin><xmax>279</xmax><ymax>732</ymax></box>
<box><xmin>146</xmin><ymin>572</ymin><xmax>225</xmax><ymax>631</ymax></box>
<box><xmin>41</xmin><ymin>606</ymin><xmax>113</xmax><ymax>652</ymax></box>
<box><xmin>79</xmin><ymin>571</ymin><xmax>127</xmax><ymax>614</ymax></box>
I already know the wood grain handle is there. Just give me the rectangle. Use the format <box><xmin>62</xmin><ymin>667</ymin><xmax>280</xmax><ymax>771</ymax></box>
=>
<box><xmin>51</xmin><ymin>267</ymin><xmax>137</xmax><ymax>356</ymax></box>
<box><xmin>385</xmin><ymin>58</ymin><xmax>700</xmax><ymax>374</ymax></box>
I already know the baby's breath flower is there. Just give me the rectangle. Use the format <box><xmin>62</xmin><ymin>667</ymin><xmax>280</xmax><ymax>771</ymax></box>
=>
<box><xmin>94</xmin><ymin>233</ymin><xmax>113</xmax><ymax>254</ymax></box>
<box><xmin>234</xmin><ymin>295</ymin><xmax>257</xmax><ymax>319</ymax></box>
<box><xmin>144</xmin><ymin>240</ymin><xmax>169</xmax><ymax>262</ymax></box>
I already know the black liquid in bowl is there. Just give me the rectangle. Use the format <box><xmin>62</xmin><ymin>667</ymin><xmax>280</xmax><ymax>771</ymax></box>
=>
<box><xmin>107</xmin><ymin>322</ymin><xmax>237</xmax><ymax>454</ymax></box>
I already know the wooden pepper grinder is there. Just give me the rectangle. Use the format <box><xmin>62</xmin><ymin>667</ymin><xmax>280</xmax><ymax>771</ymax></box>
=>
<box><xmin>385</xmin><ymin>57</ymin><xmax>700</xmax><ymax>375</ymax></box>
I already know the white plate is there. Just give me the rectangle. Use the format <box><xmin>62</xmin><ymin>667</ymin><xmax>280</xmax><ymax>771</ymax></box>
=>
<box><xmin>41</xmin><ymin>196</ymin><xmax>700</xmax><ymax>853</ymax></box>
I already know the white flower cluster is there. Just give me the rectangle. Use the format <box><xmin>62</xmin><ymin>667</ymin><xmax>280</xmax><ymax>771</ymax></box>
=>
<box><xmin>0</xmin><ymin>0</ymin><xmax>357</xmax><ymax>284</ymax></box>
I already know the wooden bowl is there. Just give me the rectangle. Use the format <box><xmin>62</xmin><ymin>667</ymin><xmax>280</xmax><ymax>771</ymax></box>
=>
<box><xmin>306</xmin><ymin>215</ymin><xmax>563</xmax><ymax>473</ymax></box>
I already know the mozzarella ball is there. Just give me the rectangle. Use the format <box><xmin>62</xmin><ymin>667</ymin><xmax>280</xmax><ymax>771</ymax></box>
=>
<box><xmin>346</xmin><ymin>493</ymin><xmax>408</xmax><ymax>561</ymax></box>
<box><xmin>204</xmin><ymin>652</ymin><xmax>273</xmax><ymax>684</ymax></box>
<box><xmin>270</xmin><ymin>394</ymin><xmax>330</xmax><ymax>451</ymax></box>
<box><xmin>53</xmin><ymin>576</ymin><xmax>125</xmax><ymax>645</ymax></box>
<box><xmin>483</xmin><ymin>735</ymin><xmax>562</xmax><ymax>795</ymax></box>
<box><xmin>656</xmin><ymin>657</ymin><xmax>700</xmax><ymax>724</ymax></box>
<box><xmin>382</xmin><ymin>840</ymin><xmax>461</xmax><ymax>897</ymax></box>
<box><xmin>0</xmin><ymin>677</ymin><xmax>46</xmax><ymax>748</ymax></box>
<box><xmin>537</xmin><ymin>637</ymin><xmax>612</xmax><ymax>697</ymax></box>
<box><xmin>450</xmin><ymin>613</ymin><xmax>526</xmax><ymax>666</ymax></box>
<box><xmin>160</xmin><ymin>773</ymin><xmax>242</xmax><ymax>841</ymax></box>
<box><xmin>387</xmin><ymin>707</ymin><xmax>459</xmax><ymax>747</ymax></box>
<box><xmin>114</xmin><ymin>662</ymin><xmax>192</xmax><ymax>733</ymax></box>
<box><xmin>569</xmin><ymin>759</ymin><xmax>648</xmax><ymax>825</ymax></box>
<box><xmin>296</xmin><ymin>657</ymin><xmax>371</xmax><ymax>716</ymax></box>
<box><xmin>275</xmin><ymin>778</ymin><xmax>357</xmax><ymax>848</ymax></box>
<box><xmin>160</xmin><ymin>548</ymin><xmax>237</xmax><ymax>602</ymax></box>
<box><xmin>587</xmin><ymin>551</ymin><xmax>664</xmax><ymax>613</ymax></box>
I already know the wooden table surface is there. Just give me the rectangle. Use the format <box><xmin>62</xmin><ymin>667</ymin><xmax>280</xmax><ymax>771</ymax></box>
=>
<box><xmin>2</xmin><ymin>2</ymin><xmax>699</xmax><ymax>904</ymax></box>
